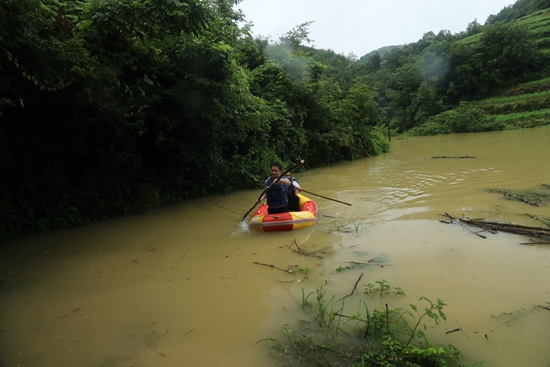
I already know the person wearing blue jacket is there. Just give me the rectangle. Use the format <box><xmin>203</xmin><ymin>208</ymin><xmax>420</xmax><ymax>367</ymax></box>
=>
<box><xmin>257</xmin><ymin>162</ymin><xmax>292</xmax><ymax>214</ymax></box>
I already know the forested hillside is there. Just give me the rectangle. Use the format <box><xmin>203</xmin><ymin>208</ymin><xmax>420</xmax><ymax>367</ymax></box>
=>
<box><xmin>1</xmin><ymin>0</ymin><xmax>549</xmax><ymax>241</ymax></box>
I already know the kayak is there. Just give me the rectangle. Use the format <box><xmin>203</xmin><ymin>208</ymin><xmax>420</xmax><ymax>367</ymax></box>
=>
<box><xmin>248</xmin><ymin>193</ymin><xmax>317</xmax><ymax>232</ymax></box>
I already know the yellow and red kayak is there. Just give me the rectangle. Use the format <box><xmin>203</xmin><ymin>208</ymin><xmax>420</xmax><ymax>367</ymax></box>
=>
<box><xmin>248</xmin><ymin>194</ymin><xmax>317</xmax><ymax>232</ymax></box>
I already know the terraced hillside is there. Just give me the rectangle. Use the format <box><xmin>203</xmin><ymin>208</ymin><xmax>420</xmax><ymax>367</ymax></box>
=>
<box><xmin>472</xmin><ymin>78</ymin><xmax>550</xmax><ymax>128</ymax></box>
<box><xmin>470</xmin><ymin>8</ymin><xmax>550</xmax><ymax>128</ymax></box>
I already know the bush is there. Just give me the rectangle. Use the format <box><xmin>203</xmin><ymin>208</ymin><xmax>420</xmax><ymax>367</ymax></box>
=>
<box><xmin>407</xmin><ymin>102</ymin><xmax>505</xmax><ymax>136</ymax></box>
<box><xmin>263</xmin><ymin>286</ymin><xmax>483</xmax><ymax>367</ymax></box>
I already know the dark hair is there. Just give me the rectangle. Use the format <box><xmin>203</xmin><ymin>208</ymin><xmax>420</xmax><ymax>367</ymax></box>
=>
<box><xmin>271</xmin><ymin>162</ymin><xmax>282</xmax><ymax>170</ymax></box>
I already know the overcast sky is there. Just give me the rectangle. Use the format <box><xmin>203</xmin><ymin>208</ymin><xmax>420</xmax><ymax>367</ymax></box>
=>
<box><xmin>235</xmin><ymin>0</ymin><xmax>516</xmax><ymax>57</ymax></box>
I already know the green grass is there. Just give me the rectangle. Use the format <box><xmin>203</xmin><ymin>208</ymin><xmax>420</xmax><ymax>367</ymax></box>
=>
<box><xmin>493</xmin><ymin>108</ymin><xmax>550</xmax><ymax>125</ymax></box>
<box><xmin>475</xmin><ymin>89</ymin><xmax>550</xmax><ymax>104</ymax></box>
<box><xmin>262</xmin><ymin>284</ymin><xmax>484</xmax><ymax>367</ymax></box>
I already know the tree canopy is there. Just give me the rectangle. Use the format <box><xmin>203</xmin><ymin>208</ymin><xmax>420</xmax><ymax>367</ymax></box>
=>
<box><xmin>1</xmin><ymin>0</ymin><xmax>549</xmax><ymax>240</ymax></box>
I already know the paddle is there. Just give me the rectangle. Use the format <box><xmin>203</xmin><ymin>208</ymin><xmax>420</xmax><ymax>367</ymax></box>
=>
<box><xmin>300</xmin><ymin>189</ymin><xmax>352</xmax><ymax>206</ymax></box>
<box><xmin>241</xmin><ymin>160</ymin><xmax>305</xmax><ymax>221</ymax></box>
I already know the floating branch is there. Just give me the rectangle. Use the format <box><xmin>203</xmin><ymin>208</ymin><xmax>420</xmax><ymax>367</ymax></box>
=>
<box><xmin>445</xmin><ymin>327</ymin><xmax>469</xmax><ymax>339</ymax></box>
<box><xmin>441</xmin><ymin>213</ymin><xmax>550</xmax><ymax>242</ymax></box>
<box><xmin>292</xmin><ymin>239</ymin><xmax>305</xmax><ymax>255</ymax></box>
<box><xmin>338</xmin><ymin>272</ymin><xmax>364</xmax><ymax>301</ymax></box>
<box><xmin>440</xmin><ymin>213</ymin><xmax>488</xmax><ymax>239</ymax></box>
<box><xmin>525</xmin><ymin>213</ymin><xmax>550</xmax><ymax>228</ymax></box>
<box><xmin>253</xmin><ymin>261</ymin><xmax>297</xmax><ymax>274</ymax></box>
<box><xmin>345</xmin><ymin>259</ymin><xmax>389</xmax><ymax>268</ymax></box>
<box><xmin>432</xmin><ymin>156</ymin><xmax>475</xmax><ymax>159</ymax></box>
<box><xmin>485</xmin><ymin>188</ymin><xmax>550</xmax><ymax>207</ymax></box>
<box><xmin>520</xmin><ymin>241</ymin><xmax>550</xmax><ymax>246</ymax></box>
<box><xmin>508</xmin><ymin>194</ymin><xmax>538</xmax><ymax>206</ymax></box>
<box><xmin>286</xmin><ymin>239</ymin><xmax>332</xmax><ymax>258</ymax></box>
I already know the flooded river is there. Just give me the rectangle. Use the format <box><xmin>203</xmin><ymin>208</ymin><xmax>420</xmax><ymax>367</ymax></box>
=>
<box><xmin>1</xmin><ymin>128</ymin><xmax>549</xmax><ymax>367</ymax></box>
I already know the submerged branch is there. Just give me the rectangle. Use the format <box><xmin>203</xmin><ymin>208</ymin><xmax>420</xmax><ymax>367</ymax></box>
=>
<box><xmin>346</xmin><ymin>259</ymin><xmax>389</xmax><ymax>268</ymax></box>
<box><xmin>253</xmin><ymin>262</ymin><xmax>297</xmax><ymax>274</ymax></box>
<box><xmin>485</xmin><ymin>187</ymin><xmax>550</xmax><ymax>207</ymax></box>
<box><xmin>441</xmin><ymin>213</ymin><xmax>550</xmax><ymax>242</ymax></box>
<box><xmin>286</xmin><ymin>240</ymin><xmax>332</xmax><ymax>258</ymax></box>
<box><xmin>432</xmin><ymin>155</ymin><xmax>475</xmax><ymax>159</ymax></box>
<box><xmin>525</xmin><ymin>213</ymin><xmax>550</xmax><ymax>228</ymax></box>
<box><xmin>338</xmin><ymin>272</ymin><xmax>364</xmax><ymax>301</ymax></box>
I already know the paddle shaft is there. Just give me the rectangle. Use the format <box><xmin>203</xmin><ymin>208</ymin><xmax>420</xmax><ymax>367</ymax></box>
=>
<box><xmin>301</xmin><ymin>189</ymin><xmax>352</xmax><ymax>206</ymax></box>
<box><xmin>241</xmin><ymin>160</ymin><xmax>305</xmax><ymax>221</ymax></box>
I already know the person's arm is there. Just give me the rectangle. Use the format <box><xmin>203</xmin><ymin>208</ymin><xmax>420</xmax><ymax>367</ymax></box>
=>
<box><xmin>278</xmin><ymin>177</ymin><xmax>292</xmax><ymax>186</ymax></box>
<box><xmin>256</xmin><ymin>193</ymin><xmax>266</xmax><ymax>204</ymax></box>
<box><xmin>293</xmin><ymin>180</ymin><xmax>303</xmax><ymax>192</ymax></box>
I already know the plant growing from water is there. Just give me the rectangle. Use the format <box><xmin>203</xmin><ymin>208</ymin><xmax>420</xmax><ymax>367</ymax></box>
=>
<box><xmin>263</xmin><ymin>282</ymin><xmax>483</xmax><ymax>367</ymax></box>
<box><xmin>406</xmin><ymin>297</ymin><xmax>447</xmax><ymax>347</ymax></box>
<box><xmin>364</xmin><ymin>279</ymin><xmax>405</xmax><ymax>297</ymax></box>
<box><xmin>327</xmin><ymin>219</ymin><xmax>366</xmax><ymax>237</ymax></box>
<box><xmin>336</xmin><ymin>263</ymin><xmax>363</xmax><ymax>273</ymax></box>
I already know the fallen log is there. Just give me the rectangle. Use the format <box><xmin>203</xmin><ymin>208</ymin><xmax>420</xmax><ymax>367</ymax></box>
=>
<box><xmin>441</xmin><ymin>213</ymin><xmax>550</xmax><ymax>242</ymax></box>
<box><xmin>432</xmin><ymin>155</ymin><xmax>475</xmax><ymax>159</ymax></box>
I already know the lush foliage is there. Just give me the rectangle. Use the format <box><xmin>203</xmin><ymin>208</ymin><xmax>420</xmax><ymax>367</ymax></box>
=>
<box><xmin>264</xmin><ymin>286</ymin><xmax>481</xmax><ymax>367</ymax></box>
<box><xmin>0</xmin><ymin>0</ymin><xmax>388</xmax><ymax>240</ymax></box>
<box><xmin>407</xmin><ymin>103</ymin><xmax>505</xmax><ymax>136</ymax></box>
<box><xmin>2</xmin><ymin>0</ymin><xmax>550</xmax><ymax>240</ymax></box>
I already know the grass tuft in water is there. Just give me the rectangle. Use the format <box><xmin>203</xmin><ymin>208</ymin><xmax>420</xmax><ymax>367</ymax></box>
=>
<box><xmin>485</xmin><ymin>185</ymin><xmax>550</xmax><ymax>207</ymax></box>
<box><xmin>262</xmin><ymin>282</ymin><xmax>485</xmax><ymax>367</ymax></box>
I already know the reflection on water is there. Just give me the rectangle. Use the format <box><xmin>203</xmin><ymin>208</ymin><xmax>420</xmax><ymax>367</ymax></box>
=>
<box><xmin>1</xmin><ymin>129</ymin><xmax>550</xmax><ymax>367</ymax></box>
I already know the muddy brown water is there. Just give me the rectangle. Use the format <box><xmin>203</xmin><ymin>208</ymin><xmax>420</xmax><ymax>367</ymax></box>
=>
<box><xmin>1</xmin><ymin>129</ymin><xmax>549</xmax><ymax>367</ymax></box>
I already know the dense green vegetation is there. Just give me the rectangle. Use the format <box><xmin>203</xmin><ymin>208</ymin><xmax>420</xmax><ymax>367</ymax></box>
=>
<box><xmin>0</xmin><ymin>0</ymin><xmax>389</xmax><ymax>240</ymax></box>
<box><xmin>1</xmin><ymin>0</ymin><xmax>550</xmax><ymax>240</ymax></box>
<box><xmin>265</xmin><ymin>286</ymin><xmax>478</xmax><ymax>367</ymax></box>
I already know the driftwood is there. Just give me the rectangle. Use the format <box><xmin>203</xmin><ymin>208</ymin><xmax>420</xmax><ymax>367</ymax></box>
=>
<box><xmin>432</xmin><ymin>156</ymin><xmax>475</xmax><ymax>159</ymax></box>
<box><xmin>525</xmin><ymin>213</ymin><xmax>550</xmax><ymax>228</ymax></box>
<box><xmin>441</xmin><ymin>213</ymin><xmax>550</xmax><ymax>242</ymax></box>
<box><xmin>286</xmin><ymin>239</ymin><xmax>333</xmax><ymax>258</ymax></box>
<box><xmin>345</xmin><ymin>259</ymin><xmax>388</xmax><ymax>268</ymax></box>
<box><xmin>509</xmin><ymin>194</ymin><xmax>539</xmax><ymax>207</ymax></box>
<box><xmin>485</xmin><ymin>188</ymin><xmax>549</xmax><ymax>207</ymax></box>
<box><xmin>338</xmin><ymin>272</ymin><xmax>364</xmax><ymax>301</ymax></box>
<box><xmin>253</xmin><ymin>261</ymin><xmax>297</xmax><ymax>274</ymax></box>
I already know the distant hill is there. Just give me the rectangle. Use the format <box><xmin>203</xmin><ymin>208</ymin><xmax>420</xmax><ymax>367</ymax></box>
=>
<box><xmin>358</xmin><ymin>45</ymin><xmax>402</xmax><ymax>63</ymax></box>
<box><xmin>358</xmin><ymin>0</ymin><xmax>550</xmax><ymax>62</ymax></box>
<box><xmin>486</xmin><ymin>0</ymin><xmax>550</xmax><ymax>25</ymax></box>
